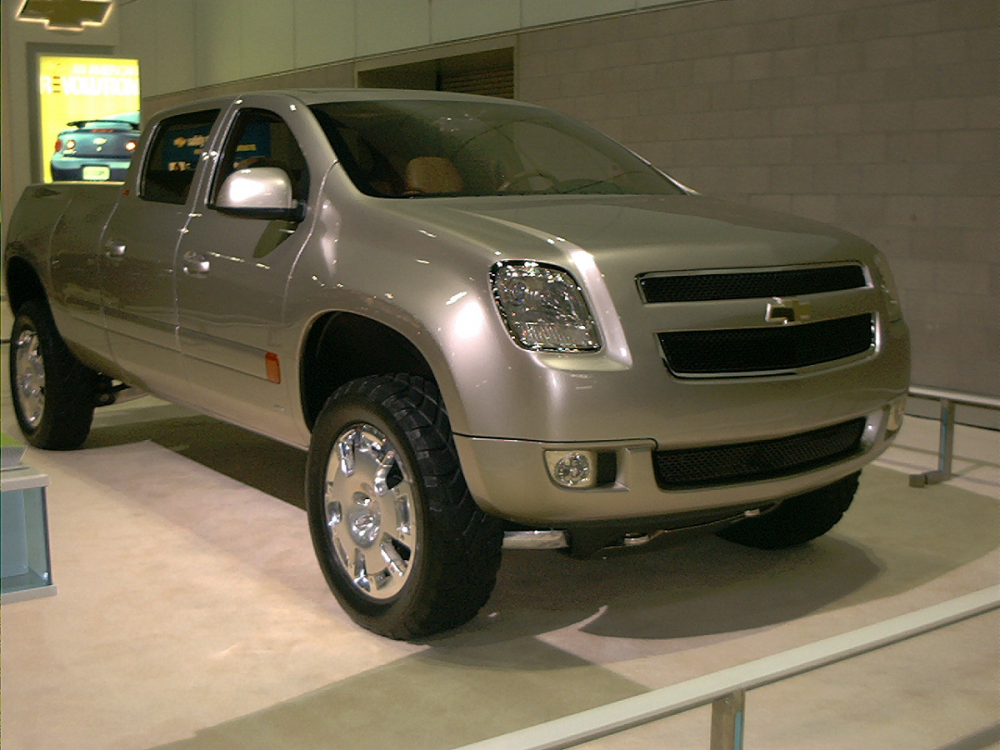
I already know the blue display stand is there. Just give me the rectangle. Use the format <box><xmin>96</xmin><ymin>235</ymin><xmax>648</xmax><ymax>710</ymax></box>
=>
<box><xmin>1</xmin><ymin>435</ymin><xmax>56</xmax><ymax>603</ymax></box>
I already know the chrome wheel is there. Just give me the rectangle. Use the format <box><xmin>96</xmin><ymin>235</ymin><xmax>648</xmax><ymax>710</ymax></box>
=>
<box><xmin>13</xmin><ymin>328</ymin><xmax>45</xmax><ymax>429</ymax></box>
<box><xmin>324</xmin><ymin>423</ymin><xmax>417</xmax><ymax>600</ymax></box>
<box><xmin>8</xmin><ymin>301</ymin><xmax>98</xmax><ymax>450</ymax></box>
<box><xmin>307</xmin><ymin>374</ymin><xmax>503</xmax><ymax>638</ymax></box>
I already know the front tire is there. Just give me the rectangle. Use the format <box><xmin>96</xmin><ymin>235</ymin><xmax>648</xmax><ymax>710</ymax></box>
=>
<box><xmin>9</xmin><ymin>300</ymin><xmax>98</xmax><ymax>450</ymax></box>
<box><xmin>717</xmin><ymin>472</ymin><xmax>861</xmax><ymax>550</ymax></box>
<box><xmin>306</xmin><ymin>374</ymin><xmax>503</xmax><ymax>639</ymax></box>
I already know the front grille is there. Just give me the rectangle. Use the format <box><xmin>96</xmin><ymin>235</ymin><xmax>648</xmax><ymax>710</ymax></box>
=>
<box><xmin>659</xmin><ymin>314</ymin><xmax>874</xmax><ymax>376</ymax></box>
<box><xmin>639</xmin><ymin>265</ymin><xmax>867</xmax><ymax>304</ymax></box>
<box><xmin>653</xmin><ymin>418</ymin><xmax>867</xmax><ymax>489</ymax></box>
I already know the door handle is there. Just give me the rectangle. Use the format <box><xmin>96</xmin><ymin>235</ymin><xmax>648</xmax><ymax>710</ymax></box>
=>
<box><xmin>182</xmin><ymin>252</ymin><xmax>210</xmax><ymax>276</ymax></box>
<box><xmin>105</xmin><ymin>240</ymin><xmax>126</xmax><ymax>257</ymax></box>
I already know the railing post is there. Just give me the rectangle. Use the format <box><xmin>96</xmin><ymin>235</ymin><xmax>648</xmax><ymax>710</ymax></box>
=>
<box><xmin>938</xmin><ymin>398</ymin><xmax>956</xmax><ymax>475</ymax></box>
<box><xmin>710</xmin><ymin>689</ymin><xmax>745</xmax><ymax>750</ymax></box>
<box><xmin>910</xmin><ymin>397</ymin><xmax>956</xmax><ymax>487</ymax></box>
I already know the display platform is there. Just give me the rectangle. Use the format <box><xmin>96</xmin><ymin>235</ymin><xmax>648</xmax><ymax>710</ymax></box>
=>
<box><xmin>1</xmin><ymin>432</ymin><xmax>57</xmax><ymax>603</ymax></box>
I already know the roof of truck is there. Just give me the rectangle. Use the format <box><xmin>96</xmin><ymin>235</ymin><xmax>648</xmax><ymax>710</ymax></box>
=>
<box><xmin>149</xmin><ymin>88</ymin><xmax>538</xmax><ymax>124</ymax></box>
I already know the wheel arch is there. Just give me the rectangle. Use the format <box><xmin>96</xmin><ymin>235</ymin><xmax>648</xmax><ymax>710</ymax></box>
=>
<box><xmin>4</xmin><ymin>254</ymin><xmax>48</xmax><ymax>315</ymax></box>
<box><xmin>299</xmin><ymin>311</ymin><xmax>438</xmax><ymax>432</ymax></box>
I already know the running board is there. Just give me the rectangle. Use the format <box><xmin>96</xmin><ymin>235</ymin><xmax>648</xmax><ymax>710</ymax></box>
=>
<box><xmin>502</xmin><ymin>530</ymin><xmax>569</xmax><ymax>550</ymax></box>
<box><xmin>502</xmin><ymin>507</ymin><xmax>765</xmax><ymax>554</ymax></box>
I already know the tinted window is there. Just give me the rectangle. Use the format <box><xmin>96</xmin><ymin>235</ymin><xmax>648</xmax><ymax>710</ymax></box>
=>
<box><xmin>141</xmin><ymin>109</ymin><xmax>219</xmax><ymax>205</ymax></box>
<box><xmin>309</xmin><ymin>99</ymin><xmax>683</xmax><ymax>198</ymax></box>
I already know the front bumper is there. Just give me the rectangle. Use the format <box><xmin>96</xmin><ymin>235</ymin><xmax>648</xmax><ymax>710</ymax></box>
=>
<box><xmin>454</xmin><ymin>397</ymin><xmax>904</xmax><ymax>526</ymax></box>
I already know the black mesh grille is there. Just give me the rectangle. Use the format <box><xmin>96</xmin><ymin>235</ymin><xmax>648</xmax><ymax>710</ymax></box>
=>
<box><xmin>653</xmin><ymin>418</ymin><xmax>867</xmax><ymax>489</ymax></box>
<box><xmin>639</xmin><ymin>265</ymin><xmax>867</xmax><ymax>304</ymax></box>
<box><xmin>659</xmin><ymin>314</ymin><xmax>874</xmax><ymax>376</ymax></box>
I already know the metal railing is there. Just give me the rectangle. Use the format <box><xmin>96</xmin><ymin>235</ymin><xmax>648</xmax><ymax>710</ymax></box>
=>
<box><xmin>453</xmin><ymin>587</ymin><xmax>1000</xmax><ymax>750</ymax></box>
<box><xmin>907</xmin><ymin>386</ymin><xmax>1000</xmax><ymax>487</ymax></box>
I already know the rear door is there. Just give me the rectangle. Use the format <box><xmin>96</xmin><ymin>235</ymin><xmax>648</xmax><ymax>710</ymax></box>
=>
<box><xmin>173</xmin><ymin>100</ymin><xmax>312</xmax><ymax>442</ymax></box>
<box><xmin>99</xmin><ymin>108</ymin><xmax>221</xmax><ymax>395</ymax></box>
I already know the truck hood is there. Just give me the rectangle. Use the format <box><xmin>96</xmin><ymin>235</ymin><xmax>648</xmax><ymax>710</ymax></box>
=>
<box><xmin>379</xmin><ymin>194</ymin><xmax>870</xmax><ymax>271</ymax></box>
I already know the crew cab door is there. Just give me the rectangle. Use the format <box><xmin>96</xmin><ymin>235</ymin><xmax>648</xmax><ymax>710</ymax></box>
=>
<box><xmin>99</xmin><ymin>108</ymin><xmax>221</xmax><ymax>395</ymax></box>
<box><xmin>173</xmin><ymin>103</ymin><xmax>312</xmax><ymax>443</ymax></box>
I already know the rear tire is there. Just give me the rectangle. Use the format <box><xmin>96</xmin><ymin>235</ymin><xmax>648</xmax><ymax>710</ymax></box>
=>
<box><xmin>717</xmin><ymin>472</ymin><xmax>861</xmax><ymax>549</ymax></box>
<box><xmin>306</xmin><ymin>374</ymin><xmax>503</xmax><ymax>639</ymax></box>
<box><xmin>9</xmin><ymin>300</ymin><xmax>98</xmax><ymax>450</ymax></box>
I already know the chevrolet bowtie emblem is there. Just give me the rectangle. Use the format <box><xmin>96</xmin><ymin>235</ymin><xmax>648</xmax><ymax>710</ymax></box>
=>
<box><xmin>17</xmin><ymin>0</ymin><xmax>112</xmax><ymax>31</ymax></box>
<box><xmin>765</xmin><ymin>297</ymin><xmax>812</xmax><ymax>325</ymax></box>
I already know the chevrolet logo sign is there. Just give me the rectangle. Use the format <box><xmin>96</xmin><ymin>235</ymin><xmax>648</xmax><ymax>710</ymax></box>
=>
<box><xmin>17</xmin><ymin>0</ymin><xmax>112</xmax><ymax>31</ymax></box>
<box><xmin>765</xmin><ymin>297</ymin><xmax>812</xmax><ymax>325</ymax></box>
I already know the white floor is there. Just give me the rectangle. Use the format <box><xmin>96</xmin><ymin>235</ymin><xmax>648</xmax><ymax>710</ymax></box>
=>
<box><xmin>1</xmin><ymin>339</ymin><xmax>998</xmax><ymax>750</ymax></box>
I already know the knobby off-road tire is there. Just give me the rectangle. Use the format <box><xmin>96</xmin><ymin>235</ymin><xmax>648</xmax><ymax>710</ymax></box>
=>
<box><xmin>306</xmin><ymin>374</ymin><xmax>504</xmax><ymax>639</ymax></box>
<box><xmin>9</xmin><ymin>300</ymin><xmax>99</xmax><ymax>450</ymax></box>
<box><xmin>717</xmin><ymin>471</ymin><xmax>861</xmax><ymax>550</ymax></box>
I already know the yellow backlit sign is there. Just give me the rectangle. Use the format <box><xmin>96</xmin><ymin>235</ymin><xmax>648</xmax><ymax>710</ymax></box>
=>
<box><xmin>38</xmin><ymin>55</ymin><xmax>140</xmax><ymax>181</ymax></box>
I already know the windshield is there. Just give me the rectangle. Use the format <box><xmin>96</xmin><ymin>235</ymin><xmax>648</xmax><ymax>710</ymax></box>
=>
<box><xmin>309</xmin><ymin>99</ymin><xmax>684</xmax><ymax>198</ymax></box>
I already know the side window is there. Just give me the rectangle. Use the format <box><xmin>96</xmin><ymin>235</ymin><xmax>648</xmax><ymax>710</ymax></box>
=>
<box><xmin>212</xmin><ymin>108</ymin><xmax>309</xmax><ymax>205</ymax></box>
<box><xmin>141</xmin><ymin>109</ymin><xmax>220</xmax><ymax>205</ymax></box>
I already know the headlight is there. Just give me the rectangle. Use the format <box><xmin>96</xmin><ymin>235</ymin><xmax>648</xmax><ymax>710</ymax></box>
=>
<box><xmin>491</xmin><ymin>261</ymin><xmax>601</xmax><ymax>351</ymax></box>
<box><xmin>871</xmin><ymin>251</ymin><xmax>903</xmax><ymax>322</ymax></box>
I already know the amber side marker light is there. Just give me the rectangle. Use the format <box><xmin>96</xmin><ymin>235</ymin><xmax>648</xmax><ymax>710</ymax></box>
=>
<box><xmin>265</xmin><ymin>352</ymin><xmax>281</xmax><ymax>383</ymax></box>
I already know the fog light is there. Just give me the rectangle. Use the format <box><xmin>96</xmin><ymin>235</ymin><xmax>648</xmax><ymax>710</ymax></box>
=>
<box><xmin>887</xmin><ymin>395</ymin><xmax>906</xmax><ymax>434</ymax></box>
<box><xmin>545</xmin><ymin>450</ymin><xmax>597</xmax><ymax>488</ymax></box>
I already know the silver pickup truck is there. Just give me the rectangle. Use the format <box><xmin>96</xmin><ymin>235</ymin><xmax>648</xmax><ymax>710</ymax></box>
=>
<box><xmin>4</xmin><ymin>89</ymin><xmax>909</xmax><ymax>638</ymax></box>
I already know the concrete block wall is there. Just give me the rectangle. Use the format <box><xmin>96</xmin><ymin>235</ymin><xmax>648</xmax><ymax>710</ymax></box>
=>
<box><xmin>117</xmin><ymin>0</ymin><xmax>695</xmax><ymax>100</ymax></box>
<box><xmin>4</xmin><ymin>0</ymin><xmax>995</xmax><ymax>397</ymax></box>
<box><xmin>518</xmin><ymin>0</ymin><xmax>998</xmax><ymax>395</ymax></box>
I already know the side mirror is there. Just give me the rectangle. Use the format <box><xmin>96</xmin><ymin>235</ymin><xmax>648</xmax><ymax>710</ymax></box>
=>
<box><xmin>214</xmin><ymin>167</ymin><xmax>305</xmax><ymax>221</ymax></box>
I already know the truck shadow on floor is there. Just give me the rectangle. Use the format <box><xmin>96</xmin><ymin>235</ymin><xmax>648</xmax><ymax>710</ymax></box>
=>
<box><xmin>448</xmin><ymin>463</ymin><xmax>999</xmax><ymax>645</ymax></box>
<box><xmin>82</xmin><ymin>403</ymin><xmax>999</xmax><ymax>646</ymax></box>
<box><xmin>86</xmin><ymin>402</ymin><xmax>308</xmax><ymax>509</ymax></box>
